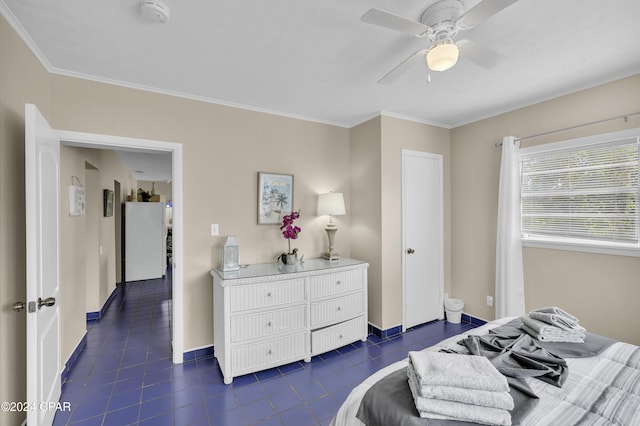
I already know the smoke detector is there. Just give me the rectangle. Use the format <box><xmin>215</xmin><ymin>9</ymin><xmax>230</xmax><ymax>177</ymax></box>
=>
<box><xmin>139</xmin><ymin>0</ymin><xmax>170</xmax><ymax>23</ymax></box>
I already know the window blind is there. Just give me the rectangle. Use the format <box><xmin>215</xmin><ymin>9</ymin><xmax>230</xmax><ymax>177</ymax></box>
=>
<box><xmin>520</xmin><ymin>137</ymin><xmax>639</xmax><ymax>245</ymax></box>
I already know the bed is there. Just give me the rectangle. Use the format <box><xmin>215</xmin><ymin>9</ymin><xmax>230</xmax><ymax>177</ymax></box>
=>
<box><xmin>330</xmin><ymin>317</ymin><xmax>640</xmax><ymax>426</ymax></box>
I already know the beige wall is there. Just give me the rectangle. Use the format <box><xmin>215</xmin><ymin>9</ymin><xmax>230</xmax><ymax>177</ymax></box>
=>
<box><xmin>59</xmin><ymin>146</ymin><xmax>137</xmax><ymax>363</ymax></box>
<box><xmin>59</xmin><ymin>148</ymin><xmax>90</xmax><ymax>359</ymax></box>
<box><xmin>350</xmin><ymin>117</ymin><xmax>383</xmax><ymax>326</ymax></box>
<box><xmin>451</xmin><ymin>74</ymin><xmax>640</xmax><ymax>345</ymax></box>
<box><xmin>47</xmin><ymin>77</ymin><xmax>352</xmax><ymax>352</ymax></box>
<box><xmin>350</xmin><ymin>115</ymin><xmax>451</xmax><ymax>330</ymax></box>
<box><xmin>97</xmin><ymin>150</ymin><xmax>137</xmax><ymax>304</ymax></box>
<box><xmin>84</xmin><ymin>166</ymin><xmax>100</xmax><ymax>313</ymax></box>
<box><xmin>380</xmin><ymin>116</ymin><xmax>451</xmax><ymax>329</ymax></box>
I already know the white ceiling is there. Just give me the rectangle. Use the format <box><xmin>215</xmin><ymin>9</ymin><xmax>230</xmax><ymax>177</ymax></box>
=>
<box><xmin>3</xmin><ymin>0</ymin><xmax>640</xmax><ymax>179</ymax></box>
<box><xmin>114</xmin><ymin>150</ymin><xmax>172</xmax><ymax>183</ymax></box>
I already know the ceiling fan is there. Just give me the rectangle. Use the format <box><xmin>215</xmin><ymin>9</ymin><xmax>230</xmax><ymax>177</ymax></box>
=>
<box><xmin>360</xmin><ymin>0</ymin><xmax>518</xmax><ymax>84</ymax></box>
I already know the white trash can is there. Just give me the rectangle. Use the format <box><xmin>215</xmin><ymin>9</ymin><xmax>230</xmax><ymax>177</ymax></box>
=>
<box><xmin>444</xmin><ymin>298</ymin><xmax>464</xmax><ymax>324</ymax></box>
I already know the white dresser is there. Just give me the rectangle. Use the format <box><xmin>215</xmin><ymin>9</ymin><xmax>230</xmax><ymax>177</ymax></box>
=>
<box><xmin>212</xmin><ymin>258</ymin><xmax>368</xmax><ymax>384</ymax></box>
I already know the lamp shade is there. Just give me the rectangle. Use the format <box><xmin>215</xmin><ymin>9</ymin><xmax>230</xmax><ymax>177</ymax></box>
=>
<box><xmin>317</xmin><ymin>192</ymin><xmax>346</xmax><ymax>216</ymax></box>
<box><xmin>426</xmin><ymin>42</ymin><xmax>459</xmax><ymax>72</ymax></box>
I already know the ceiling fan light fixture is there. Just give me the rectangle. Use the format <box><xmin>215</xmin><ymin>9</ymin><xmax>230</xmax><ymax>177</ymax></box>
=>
<box><xmin>139</xmin><ymin>0</ymin><xmax>170</xmax><ymax>23</ymax></box>
<box><xmin>426</xmin><ymin>42</ymin><xmax>459</xmax><ymax>71</ymax></box>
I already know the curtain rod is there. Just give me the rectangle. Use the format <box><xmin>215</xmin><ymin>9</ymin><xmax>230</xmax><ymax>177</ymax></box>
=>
<box><xmin>494</xmin><ymin>111</ymin><xmax>640</xmax><ymax>148</ymax></box>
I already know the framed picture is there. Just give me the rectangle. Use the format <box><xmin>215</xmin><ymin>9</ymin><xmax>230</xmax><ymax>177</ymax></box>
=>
<box><xmin>103</xmin><ymin>189</ymin><xmax>114</xmax><ymax>217</ymax></box>
<box><xmin>258</xmin><ymin>172</ymin><xmax>294</xmax><ymax>224</ymax></box>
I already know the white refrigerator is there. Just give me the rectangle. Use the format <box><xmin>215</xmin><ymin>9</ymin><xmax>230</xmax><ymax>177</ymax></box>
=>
<box><xmin>124</xmin><ymin>202</ymin><xmax>166</xmax><ymax>282</ymax></box>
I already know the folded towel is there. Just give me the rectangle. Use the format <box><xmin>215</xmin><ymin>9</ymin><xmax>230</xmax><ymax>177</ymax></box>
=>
<box><xmin>407</xmin><ymin>372</ymin><xmax>512</xmax><ymax>426</ymax></box>
<box><xmin>408</xmin><ymin>351</ymin><xmax>509</xmax><ymax>392</ymax></box>
<box><xmin>522</xmin><ymin>323</ymin><xmax>585</xmax><ymax>343</ymax></box>
<box><xmin>529</xmin><ymin>307</ymin><xmax>584</xmax><ymax>331</ymax></box>
<box><xmin>522</xmin><ymin>315</ymin><xmax>586</xmax><ymax>336</ymax></box>
<box><xmin>533</xmin><ymin>306</ymin><xmax>578</xmax><ymax>321</ymax></box>
<box><xmin>528</xmin><ymin>311</ymin><xmax>584</xmax><ymax>331</ymax></box>
<box><xmin>406</xmin><ymin>362</ymin><xmax>514</xmax><ymax>410</ymax></box>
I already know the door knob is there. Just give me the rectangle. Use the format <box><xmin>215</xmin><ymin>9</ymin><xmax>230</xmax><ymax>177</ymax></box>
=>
<box><xmin>37</xmin><ymin>297</ymin><xmax>56</xmax><ymax>309</ymax></box>
<box><xmin>407</xmin><ymin>248</ymin><xmax>415</xmax><ymax>254</ymax></box>
<box><xmin>12</xmin><ymin>302</ymin><xmax>26</xmax><ymax>312</ymax></box>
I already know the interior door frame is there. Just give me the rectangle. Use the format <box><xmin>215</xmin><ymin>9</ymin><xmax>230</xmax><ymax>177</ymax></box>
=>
<box><xmin>401</xmin><ymin>149</ymin><xmax>444</xmax><ymax>332</ymax></box>
<box><xmin>114</xmin><ymin>179</ymin><xmax>122</xmax><ymax>285</ymax></box>
<box><xmin>58</xmin><ymin>130</ymin><xmax>185</xmax><ymax>363</ymax></box>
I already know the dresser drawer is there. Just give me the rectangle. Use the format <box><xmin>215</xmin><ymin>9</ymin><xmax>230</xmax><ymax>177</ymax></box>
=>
<box><xmin>312</xmin><ymin>316</ymin><xmax>366</xmax><ymax>356</ymax></box>
<box><xmin>231</xmin><ymin>332</ymin><xmax>308</xmax><ymax>375</ymax></box>
<box><xmin>230</xmin><ymin>305</ymin><xmax>306</xmax><ymax>342</ymax></box>
<box><xmin>310</xmin><ymin>292</ymin><xmax>364</xmax><ymax>328</ymax></box>
<box><xmin>310</xmin><ymin>270</ymin><xmax>363</xmax><ymax>299</ymax></box>
<box><xmin>230</xmin><ymin>278</ymin><xmax>305</xmax><ymax>312</ymax></box>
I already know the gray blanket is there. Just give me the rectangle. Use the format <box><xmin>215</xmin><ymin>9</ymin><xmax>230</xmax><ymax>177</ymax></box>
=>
<box><xmin>485</xmin><ymin>318</ymin><xmax>615</xmax><ymax>359</ymax></box>
<box><xmin>462</xmin><ymin>328</ymin><xmax>568</xmax><ymax>392</ymax></box>
<box><xmin>356</xmin><ymin>319</ymin><xmax>615</xmax><ymax>426</ymax></box>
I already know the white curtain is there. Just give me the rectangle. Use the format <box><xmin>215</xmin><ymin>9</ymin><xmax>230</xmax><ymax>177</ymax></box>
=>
<box><xmin>495</xmin><ymin>136</ymin><xmax>525</xmax><ymax>318</ymax></box>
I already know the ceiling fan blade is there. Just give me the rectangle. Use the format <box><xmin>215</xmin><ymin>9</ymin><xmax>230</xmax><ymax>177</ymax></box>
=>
<box><xmin>377</xmin><ymin>49</ymin><xmax>428</xmax><ymax>84</ymax></box>
<box><xmin>458</xmin><ymin>0</ymin><xmax>518</xmax><ymax>29</ymax></box>
<box><xmin>457</xmin><ymin>39</ymin><xmax>506</xmax><ymax>69</ymax></box>
<box><xmin>361</xmin><ymin>8</ymin><xmax>429</xmax><ymax>35</ymax></box>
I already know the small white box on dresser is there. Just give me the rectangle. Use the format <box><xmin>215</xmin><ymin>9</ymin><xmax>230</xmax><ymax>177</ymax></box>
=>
<box><xmin>211</xmin><ymin>258</ymin><xmax>368</xmax><ymax>384</ymax></box>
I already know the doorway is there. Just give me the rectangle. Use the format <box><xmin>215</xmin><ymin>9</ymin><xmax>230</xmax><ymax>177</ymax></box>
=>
<box><xmin>114</xmin><ymin>180</ymin><xmax>122</xmax><ymax>286</ymax></box>
<box><xmin>59</xmin><ymin>130</ymin><xmax>184</xmax><ymax>363</ymax></box>
<box><xmin>402</xmin><ymin>149</ymin><xmax>444</xmax><ymax>330</ymax></box>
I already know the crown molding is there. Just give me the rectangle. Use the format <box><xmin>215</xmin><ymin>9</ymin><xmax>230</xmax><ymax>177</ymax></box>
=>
<box><xmin>0</xmin><ymin>1</ymin><xmax>54</xmax><ymax>71</ymax></box>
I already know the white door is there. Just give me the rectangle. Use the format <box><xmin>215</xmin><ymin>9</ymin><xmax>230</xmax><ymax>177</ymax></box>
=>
<box><xmin>25</xmin><ymin>103</ymin><xmax>62</xmax><ymax>426</ymax></box>
<box><xmin>402</xmin><ymin>150</ymin><xmax>444</xmax><ymax>330</ymax></box>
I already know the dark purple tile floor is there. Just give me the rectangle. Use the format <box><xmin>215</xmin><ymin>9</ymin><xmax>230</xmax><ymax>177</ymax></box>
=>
<box><xmin>53</xmin><ymin>273</ymin><xmax>478</xmax><ymax>425</ymax></box>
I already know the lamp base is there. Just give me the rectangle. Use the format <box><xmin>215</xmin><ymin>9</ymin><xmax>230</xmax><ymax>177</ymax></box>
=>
<box><xmin>322</xmin><ymin>251</ymin><xmax>340</xmax><ymax>262</ymax></box>
<box><xmin>323</xmin><ymin>226</ymin><xmax>340</xmax><ymax>262</ymax></box>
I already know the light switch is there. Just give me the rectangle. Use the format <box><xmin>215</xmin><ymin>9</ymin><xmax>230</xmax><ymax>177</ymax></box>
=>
<box><xmin>211</xmin><ymin>224</ymin><xmax>219</xmax><ymax>236</ymax></box>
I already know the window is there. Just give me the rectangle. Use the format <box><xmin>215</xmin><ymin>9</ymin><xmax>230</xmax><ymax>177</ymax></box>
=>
<box><xmin>519</xmin><ymin>128</ymin><xmax>639</xmax><ymax>256</ymax></box>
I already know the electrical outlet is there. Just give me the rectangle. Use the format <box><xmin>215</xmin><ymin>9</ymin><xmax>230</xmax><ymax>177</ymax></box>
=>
<box><xmin>211</xmin><ymin>224</ymin><xmax>219</xmax><ymax>236</ymax></box>
<box><xmin>486</xmin><ymin>296</ymin><xmax>494</xmax><ymax>307</ymax></box>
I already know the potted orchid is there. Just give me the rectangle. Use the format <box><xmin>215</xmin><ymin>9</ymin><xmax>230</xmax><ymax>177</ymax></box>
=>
<box><xmin>279</xmin><ymin>210</ymin><xmax>301</xmax><ymax>265</ymax></box>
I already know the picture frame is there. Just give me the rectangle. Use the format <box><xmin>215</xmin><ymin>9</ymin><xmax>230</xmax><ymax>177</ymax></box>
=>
<box><xmin>258</xmin><ymin>172</ymin><xmax>294</xmax><ymax>225</ymax></box>
<box><xmin>103</xmin><ymin>189</ymin><xmax>114</xmax><ymax>217</ymax></box>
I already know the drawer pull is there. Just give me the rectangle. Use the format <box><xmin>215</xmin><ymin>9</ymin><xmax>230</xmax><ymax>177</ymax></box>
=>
<box><xmin>339</xmin><ymin>334</ymin><xmax>344</xmax><ymax>339</ymax></box>
<box><xmin>267</xmin><ymin>292</ymin><xmax>272</xmax><ymax>297</ymax></box>
<box><xmin>268</xmin><ymin>349</ymin><xmax>273</xmax><ymax>355</ymax></box>
<box><xmin>336</xmin><ymin>280</ymin><xmax>341</xmax><ymax>285</ymax></box>
<box><xmin>267</xmin><ymin>321</ymin><xmax>272</xmax><ymax>326</ymax></box>
<box><xmin>337</xmin><ymin>306</ymin><xmax>342</xmax><ymax>311</ymax></box>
